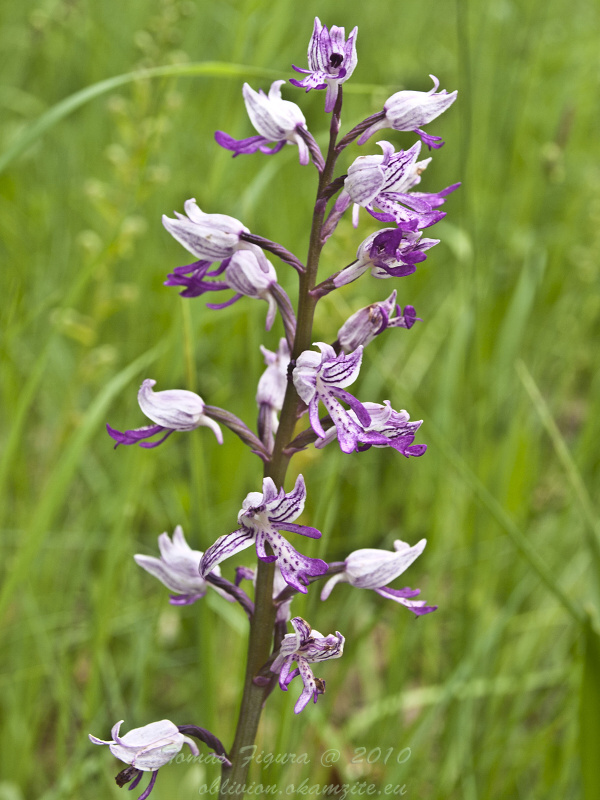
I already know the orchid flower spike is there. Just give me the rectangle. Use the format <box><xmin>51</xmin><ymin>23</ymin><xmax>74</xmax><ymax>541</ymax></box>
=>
<box><xmin>199</xmin><ymin>474</ymin><xmax>328</xmax><ymax>593</ymax></box>
<box><xmin>270</xmin><ymin>616</ymin><xmax>344</xmax><ymax>713</ymax></box>
<box><xmin>134</xmin><ymin>526</ymin><xmax>234</xmax><ymax>606</ymax></box>
<box><xmin>290</xmin><ymin>17</ymin><xmax>358</xmax><ymax>112</ymax></box>
<box><xmin>215</xmin><ymin>81</ymin><xmax>321</xmax><ymax>167</ymax></box>
<box><xmin>89</xmin><ymin>719</ymin><xmax>199</xmax><ymax>800</ymax></box>
<box><xmin>357</xmin><ymin>75</ymin><xmax>457</xmax><ymax>149</ymax></box>
<box><xmin>321</xmin><ymin>539</ymin><xmax>437</xmax><ymax>616</ymax></box>
<box><xmin>107</xmin><ymin>379</ymin><xmax>223</xmax><ymax>449</ymax></box>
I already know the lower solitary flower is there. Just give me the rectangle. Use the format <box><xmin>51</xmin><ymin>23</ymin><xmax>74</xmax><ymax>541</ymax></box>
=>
<box><xmin>89</xmin><ymin>719</ymin><xmax>199</xmax><ymax>800</ymax></box>
<box><xmin>270</xmin><ymin>616</ymin><xmax>344</xmax><ymax>713</ymax></box>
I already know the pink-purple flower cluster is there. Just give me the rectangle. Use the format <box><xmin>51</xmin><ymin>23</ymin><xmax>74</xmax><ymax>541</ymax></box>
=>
<box><xmin>95</xmin><ymin>15</ymin><xmax>457</xmax><ymax>798</ymax></box>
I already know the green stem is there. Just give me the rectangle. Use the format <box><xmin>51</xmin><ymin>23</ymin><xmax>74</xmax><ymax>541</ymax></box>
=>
<box><xmin>218</xmin><ymin>90</ymin><xmax>344</xmax><ymax>799</ymax></box>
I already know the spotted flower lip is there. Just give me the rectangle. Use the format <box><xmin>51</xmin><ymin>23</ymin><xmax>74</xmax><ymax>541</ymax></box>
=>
<box><xmin>320</xmin><ymin>539</ymin><xmax>437</xmax><ymax>616</ymax></box>
<box><xmin>337</xmin><ymin>290</ymin><xmax>419</xmax><ymax>353</ymax></box>
<box><xmin>107</xmin><ymin>379</ymin><xmax>223</xmax><ymax>449</ymax></box>
<box><xmin>314</xmin><ymin>399</ymin><xmax>427</xmax><ymax>458</ymax></box>
<box><xmin>357</xmin><ymin>75</ymin><xmax>458</xmax><ymax>149</ymax></box>
<box><xmin>162</xmin><ymin>199</ymin><xmax>248</xmax><ymax>261</ymax></box>
<box><xmin>215</xmin><ymin>81</ymin><xmax>316</xmax><ymax>166</ymax></box>
<box><xmin>290</xmin><ymin>17</ymin><xmax>358</xmax><ymax>112</ymax></box>
<box><xmin>270</xmin><ymin>616</ymin><xmax>344</xmax><ymax>713</ymax></box>
<box><xmin>199</xmin><ymin>475</ymin><xmax>328</xmax><ymax>593</ymax></box>
<box><xmin>293</xmin><ymin>342</ymin><xmax>376</xmax><ymax>454</ymax></box>
<box><xmin>134</xmin><ymin>526</ymin><xmax>234</xmax><ymax>606</ymax></box>
<box><xmin>341</xmin><ymin>140</ymin><xmax>459</xmax><ymax>229</ymax></box>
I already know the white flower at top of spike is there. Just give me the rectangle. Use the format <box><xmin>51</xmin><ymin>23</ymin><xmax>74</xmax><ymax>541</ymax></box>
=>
<box><xmin>290</xmin><ymin>17</ymin><xmax>358</xmax><ymax>113</ymax></box>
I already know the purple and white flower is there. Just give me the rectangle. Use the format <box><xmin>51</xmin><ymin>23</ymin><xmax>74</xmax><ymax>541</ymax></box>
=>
<box><xmin>293</xmin><ymin>343</ymin><xmax>383</xmax><ymax>454</ymax></box>
<box><xmin>107</xmin><ymin>379</ymin><xmax>223</xmax><ymax>449</ymax></box>
<box><xmin>134</xmin><ymin>526</ymin><xmax>233</xmax><ymax>606</ymax></box>
<box><xmin>215</xmin><ymin>81</ymin><xmax>315</xmax><ymax>166</ymax></box>
<box><xmin>357</xmin><ymin>75</ymin><xmax>457</xmax><ymax>149</ymax></box>
<box><xmin>162</xmin><ymin>199</ymin><xmax>248</xmax><ymax>261</ymax></box>
<box><xmin>165</xmin><ymin>249</ymin><xmax>290</xmax><ymax>332</ymax></box>
<box><xmin>290</xmin><ymin>17</ymin><xmax>358</xmax><ymax>113</ymax></box>
<box><xmin>314</xmin><ymin>400</ymin><xmax>426</xmax><ymax>458</ymax></box>
<box><xmin>89</xmin><ymin>719</ymin><xmax>199</xmax><ymax>800</ymax></box>
<box><xmin>320</xmin><ymin>539</ymin><xmax>437</xmax><ymax>616</ymax></box>
<box><xmin>337</xmin><ymin>290</ymin><xmax>418</xmax><ymax>353</ymax></box>
<box><xmin>270</xmin><ymin>616</ymin><xmax>344</xmax><ymax>713</ymax></box>
<box><xmin>334</xmin><ymin>227</ymin><xmax>440</xmax><ymax>287</ymax></box>
<box><xmin>199</xmin><ymin>475</ymin><xmax>327</xmax><ymax>593</ymax></box>
<box><xmin>341</xmin><ymin>140</ymin><xmax>459</xmax><ymax>229</ymax></box>
<box><xmin>256</xmin><ymin>338</ymin><xmax>290</xmax><ymax>451</ymax></box>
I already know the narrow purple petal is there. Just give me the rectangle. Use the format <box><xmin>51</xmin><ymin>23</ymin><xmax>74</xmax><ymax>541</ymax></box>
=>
<box><xmin>199</xmin><ymin>530</ymin><xmax>255</xmax><ymax>576</ymax></box>
<box><xmin>205</xmin><ymin>293</ymin><xmax>243</xmax><ymax>310</ymax></box>
<box><xmin>277</xmin><ymin>522</ymin><xmax>321</xmax><ymax>539</ymax></box>
<box><xmin>332</xmin><ymin>387</ymin><xmax>372</xmax><ymax>427</ymax></box>
<box><xmin>137</xmin><ymin>771</ymin><xmax>158</xmax><ymax>800</ymax></box>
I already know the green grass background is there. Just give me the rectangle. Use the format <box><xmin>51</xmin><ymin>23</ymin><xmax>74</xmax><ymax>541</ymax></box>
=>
<box><xmin>2</xmin><ymin>0</ymin><xmax>600</xmax><ymax>797</ymax></box>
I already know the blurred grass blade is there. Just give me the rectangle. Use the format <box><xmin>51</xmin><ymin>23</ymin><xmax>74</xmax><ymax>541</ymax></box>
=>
<box><xmin>0</xmin><ymin>62</ymin><xmax>281</xmax><ymax>175</ymax></box>
<box><xmin>0</xmin><ymin>64</ymin><xmax>392</xmax><ymax>176</ymax></box>
<box><xmin>0</xmin><ymin>343</ymin><xmax>165</xmax><ymax>622</ymax></box>
<box><xmin>517</xmin><ymin>360</ymin><xmax>600</xmax><ymax>583</ymax></box>
<box><xmin>580</xmin><ymin>614</ymin><xmax>600</xmax><ymax>799</ymax></box>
